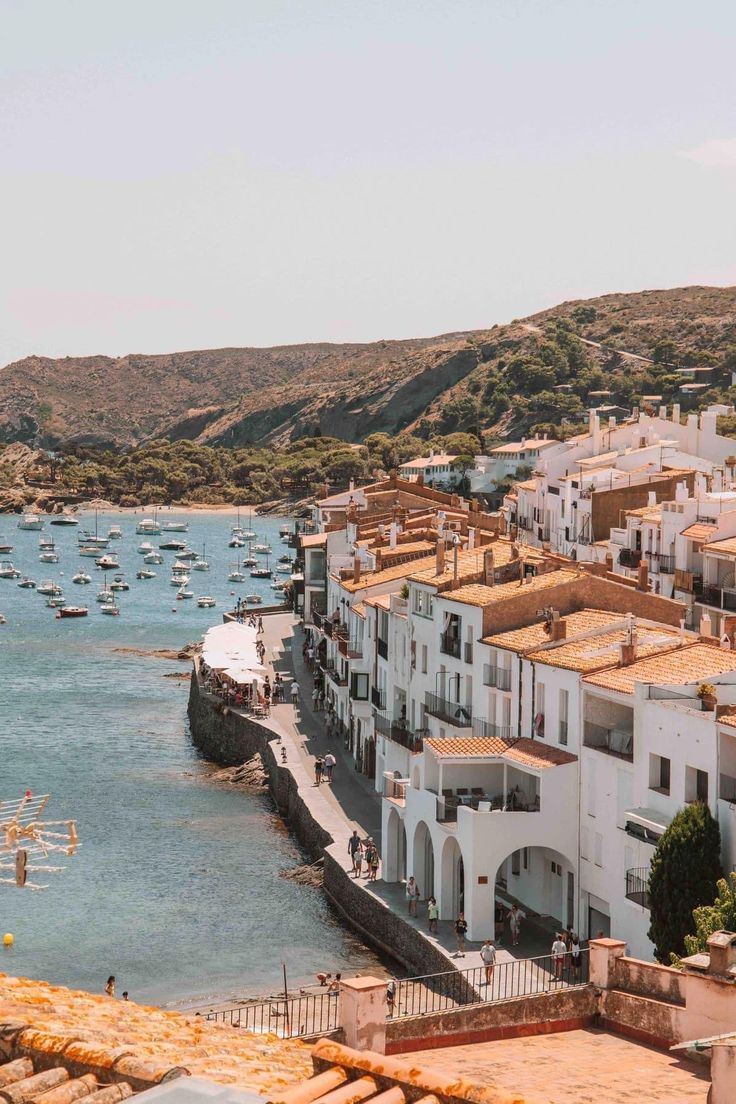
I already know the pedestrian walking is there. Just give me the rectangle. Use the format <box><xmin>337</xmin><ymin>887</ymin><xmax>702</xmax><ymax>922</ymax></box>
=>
<box><xmin>551</xmin><ymin>933</ymin><xmax>568</xmax><ymax>980</ymax></box>
<box><xmin>347</xmin><ymin>829</ymin><xmax>361</xmax><ymax>872</ymax></box>
<box><xmin>368</xmin><ymin>841</ymin><xmax>380</xmax><ymax>881</ymax></box>
<box><xmin>480</xmin><ymin>939</ymin><xmax>496</xmax><ymax>986</ymax></box>
<box><xmin>318</xmin><ymin>688</ymin><xmax>325</xmax><ymax>710</ymax></box>
<box><xmin>307</xmin><ymin>645</ymin><xmax>314</xmax><ymax>669</ymax></box>
<box><xmin>257</xmin><ymin>616</ymin><xmax>264</xmax><ymax>634</ymax></box>
<box><xmin>455</xmin><ymin>912</ymin><xmax>468</xmax><ymax>957</ymax></box>
<box><xmin>507</xmin><ymin>904</ymin><xmax>526</xmax><ymax>947</ymax></box>
<box><xmin>353</xmin><ymin>841</ymin><xmax>363</xmax><ymax>878</ymax></box>
<box><xmin>314</xmin><ymin>756</ymin><xmax>323</xmax><ymax>785</ymax></box>
<box><xmin>105</xmin><ymin>976</ymin><xmax>116</xmax><ymax>997</ymax></box>
<box><xmin>312</xmin><ymin>686</ymin><xmax>320</xmax><ymax>710</ymax></box>
<box><xmin>406</xmin><ymin>875</ymin><xmax>420</xmax><ymax>917</ymax></box>
<box><xmin>427</xmin><ymin>896</ymin><xmax>439</xmax><ymax>933</ymax></box>
<box><xmin>290</xmin><ymin>681</ymin><xmax>299</xmax><ymax>704</ymax></box>
<box><xmin>570</xmin><ymin>933</ymin><xmax>582</xmax><ymax>981</ymax></box>
<box><xmin>323</xmin><ymin>751</ymin><xmax>336</xmax><ymax>782</ymax></box>
<box><xmin>386</xmin><ymin>978</ymin><xmax>397</xmax><ymax>1017</ymax></box>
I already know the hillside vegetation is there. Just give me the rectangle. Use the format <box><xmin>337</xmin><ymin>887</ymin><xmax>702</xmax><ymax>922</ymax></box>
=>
<box><xmin>2</xmin><ymin>286</ymin><xmax>736</xmax><ymax>452</ymax></box>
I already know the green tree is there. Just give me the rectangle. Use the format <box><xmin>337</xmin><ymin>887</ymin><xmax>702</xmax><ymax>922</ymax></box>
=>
<box><xmin>648</xmin><ymin>803</ymin><xmax>722</xmax><ymax>962</ymax></box>
<box><xmin>683</xmin><ymin>872</ymin><xmax>736</xmax><ymax>957</ymax></box>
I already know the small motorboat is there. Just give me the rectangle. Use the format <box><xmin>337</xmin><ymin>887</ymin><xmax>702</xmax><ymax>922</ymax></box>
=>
<box><xmin>250</xmin><ymin>566</ymin><xmax>272</xmax><ymax>578</ymax></box>
<box><xmin>37</xmin><ymin>580</ymin><xmax>62</xmax><ymax>595</ymax></box>
<box><xmin>0</xmin><ymin>542</ymin><xmax>13</xmax><ymax>554</ymax></box>
<box><xmin>50</xmin><ymin>513</ymin><xmax>79</xmax><ymax>526</ymax></box>
<box><xmin>170</xmin><ymin>573</ymin><xmax>189</xmax><ymax>587</ymax></box>
<box><xmin>95</xmin><ymin>554</ymin><xmax>120</xmax><ymax>570</ymax></box>
<box><xmin>107</xmin><ymin>525</ymin><xmax>123</xmax><ymax>539</ymax></box>
<box><xmin>17</xmin><ymin>512</ymin><xmax>43</xmax><ymax>530</ymax></box>
<box><xmin>276</xmin><ymin>564</ymin><xmax>291</xmax><ymax>574</ymax></box>
<box><xmin>78</xmin><ymin>545</ymin><xmax>100</xmax><ymax>557</ymax></box>
<box><xmin>137</xmin><ymin>541</ymin><xmax>155</xmax><ymax>555</ymax></box>
<box><xmin>244</xmin><ymin>593</ymin><xmax>263</xmax><ymax>604</ymax></box>
<box><xmin>192</xmin><ymin>558</ymin><xmax>209</xmax><ymax>572</ymax></box>
<box><xmin>159</xmin><ymin>538</ymin><xmax>186</xmax><ymax>551</ymax></box>
<box><xmin>176</xmin><ymin>586</ymin><xmax>194</xmax><ymax>600</ymax></box>
<box><xmin>39</xmin><ymin>534</ymin><xmax>55</xmax><ymax>549</ymax></box>
<box><xmin>46</xmin><ymin>595</ymin><xmax>66</xmax><ymax>608</ymax></box>
<box><xmin>110</xmin><ymin>574</ymin><xmax>130</xmax><ymax>591</ymax></box>
<box><xmin>56</xmin><ymin>606</ymin><xmax>88</xmax><ymax>619</ymax></box>
<box><xmin>162</xmin><ymin>521</ymin><xmax>189</xmax><ymax>532</ymax></box>
<box><xmin>0</xmin><ymin>614</ymin><xmax>6</xmax><ymax>624</ymax></box>
<box><xmin>242</xmin><ymin>555</ymin><xmax>257</xmax><ymax>567</ymax></box>
<box><xmin>228</xmin><ymin>535</ymin><xmax>245</xmax><ymax>549</ymax></box>
<box><xmin>176</xmin><ymin>547</ymin><xmax>198</xmax><ymax>561</ymax></box>
<box><xmin>100</xmin><ymin>599</ymin><xmax>121</xmax><ymax>616</ymax></box>
<box><xmin>79</xmin><ymin>533</ymin><xmax>108</xmax><ymax>547</ymax></box>
<box><xmin>136</xmin><ymin>518</ymin><xmax>161</xmax><ymax>535</ymax></box>
<box><xmin>253</xmin><ymin>543</ymin><xmax>272</xmax><ymax>555</ymax></box>
<box><xmin>196</xmin><ymin>595</ymin><xmax>216</xmax><ymax>608</ymax></box>
<box><xmin>228</xmin><ymin>570</ymin><xmax>246</xmax><ymax>583</ymax></box>
<box><xmin>136</xmin><ymin>569</ymin><xmax>156</xmax><ymax>580</ymax></box>
<box><xmin>72</xmin><ymin>571</ymin><xmax>92</xmax><ymax>585</ymax></box>
<box><xmin>0</xmin><ymin>561</ymin><xmax>21</xmax><ymax>579</ymax></box>
<box><xmin>173</xmin><ymin>559</ymin><xmax>190</xmax><ymax>571</ymax></box>
<box><xmin>96</xmin><ymin>589</ymin><xmax>114</xmax><ymax>604</ymax></box>
<box><xmin>278</xmin><ymin>554</ymin><xmax>291</xmax><ymax>564</ymax></box>
<box><xmin>279</xmin><ymin>524</ymin><xmax>290</xmax><ymax>537</ymax></box>
<box><xmin>18</xmin><ymin>577</ymin><xmax>36</xmax><ymax>589</ymax></box>
<box><xmin>271</xmin><ymin>580</ymin><xmax>286</xmax><ymax>591</ymax></box>
<box><xmin>144</xmin><ymin>551</ymin><xmax>163</xmax><ymax>564</ymax></box>
<box><xmin>39</xmin><ymin>548</ymin><xmax>60</xmax><ymax>564</ymax></box>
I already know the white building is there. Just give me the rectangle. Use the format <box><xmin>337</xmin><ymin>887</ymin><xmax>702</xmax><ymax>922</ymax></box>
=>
<box><xmin>399</xmin><ymin>452</ymin><xmax>461</xmax><ymax>488</ymax></box>
<box><xmin>470</xmin><ymin>438</ymin><xmax>559</xmax><ymax>496</ymax></box>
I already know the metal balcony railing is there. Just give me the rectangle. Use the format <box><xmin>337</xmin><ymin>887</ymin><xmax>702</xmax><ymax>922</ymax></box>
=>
<box><xmin>424</xmin><ymin>693</ymin><xmax>472</xmax><ymax>727</ymax></box>
<box><xmin>655</xmin><ymin>553</ymin><xmax>675</xmax><ymax>573</ymax></box>
<box><xmin>700</xmin><ymin>585</ymin><xmax>736</xmax><ymax>612</ymax></box>
<box><xmin>625</xmin><ymin>867</ymin><xmax>651</xmax><ymax>909</ymax></box>
<box><xmin>440</xmin><ymin>633</ymin><xmax>461</xmax><ymax>659</ymax></box>
<box><xmin>374</xmin><ymin>713</ymin><xmax>424</xmax><ymax>753</ymax></box>
<box><xmin>483</xmin><ymin>664</ymin><xmax>512</xmax><ymax>690</ymax></box>
<box><xmin>472</xmin><ymin>718</ymin><xmax>513</xmax><ymax>740</ymax></box>
<box><xmin>371</xmin><ymin>686</ymin><xmax>386</xmax><ymax>710</ymax></box>
<box><xmin>377</xmin><ymin>638</ymin><xmax>389</xmax><ymax>660</ymax></box>
<box><xmin>324</xmin><ymin>663</ymin><xmax>348</xmax><ymax>688</ymax></box>
<box><xmin>618</xmin><ymin>548</ymin><xmax>642</xmax><ymax>568</ymax></box>
<box><xmin>517</xmin><ymin>516</ymin><xmax>532</xmax><ymax>531</ymax></box>
<box><xmin>720</xmin><ymin>774</ymin><xmax>736</xmax><ymax>803</ymax></box>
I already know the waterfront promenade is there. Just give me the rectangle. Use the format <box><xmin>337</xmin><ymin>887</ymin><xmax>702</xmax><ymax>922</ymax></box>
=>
<box><xmin>224</xmin><ymin>612</ymin><xmax>558</xmax><ymax>976</ymax></box>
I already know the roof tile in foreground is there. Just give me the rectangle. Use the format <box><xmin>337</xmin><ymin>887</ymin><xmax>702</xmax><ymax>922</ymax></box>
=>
<box><xmin>583</xmin><ymin>642</ymin><xmax>736</xmax><ymax>695</ymax></box>
<box><xmin>424</xmin><ymin>736</ymin><xmax>576</xmax><ymax>769</ymax></box>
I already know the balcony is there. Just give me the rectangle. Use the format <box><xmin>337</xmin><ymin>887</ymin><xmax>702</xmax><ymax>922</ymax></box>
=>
<box><xmin>338</xmin><ymin>636</ymin><xmax>363</xmax><ymax>659</ymax></box>
<box><xmin>377</xmin><ymin>638</ymin><xmax>389</xmax><ymax>660</ymax></box>
<box><xmin>324</xmin><ymin>663</ymin><xmax>348</xmax><ymax>688</ymax></box>
<box><xmin>383</xmin><ymin>774</ymin><xmax>409</xmax><ymax>803</ymax></box>
<box><xmin>583</xmin><ymin>722</ymin><xmax>633</xmax><ymax>761</ymax></box>
<box><xmin>424</xmin><ymin>692</ymin><xmax>472</xmax><ymax>728</ymax></box>
<box><xmin>517</xmin><ymin>516</ymin><xmax>532</xmax><ymax>531</ymax></box>
<box><xmin>371</xmin><ymin>686</ymin><xmax>386</xmax><ymax>710</ymax></box>
<box><xmin>483</xmin><ymin>664</ymin><xmax>512</xmax><ymax>690</ymax></box>
<box><xmin>720</xmin><ymin>773</ymin><xmax>736</xmax><ymax>803</ymax></box>
<box><xmin>625</xmin><ymin>867</ymin><xmax>651</xmax><ymax>909</ymax></box>
<box><xmin>436</xmin><ymin>786</ymin><xmax>540</xmax><ymax>822</ymax></box>
<box><xmin>464</xmin><ymin>641</ymin><xmax>473</xmax><ymax>664</ymax></box>
<box><xmin>618</xmin><ymin>548</ymin><xmax>642</xmax><ymax>569</ymax></box>
<box><xmin>699</xmin><ymin>585</ymin><xmax>736</xmax><ymax>612</ymax></box>
<box><xmin>472</xmin><ymin>718</ymin><xmax>513</xmax><ymax>740</ymax></box>
<box><xmin>655</xmin><ymin>553</ymin><xmax>675</xmax><ymax>574</ymax></box>
<box><xmin>374</xmin><ymin>713</ymin><xmax>424</xmax><ymax>753</ymax></box>
<box><xmin>440</xmin><ymin>633</ymin><xmax>461</xmax><ymax>659</ymax></box>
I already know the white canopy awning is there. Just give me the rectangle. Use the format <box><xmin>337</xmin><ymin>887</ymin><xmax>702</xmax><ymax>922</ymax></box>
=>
<box><xmin>202</xmin><ymin>621</ymin><xmax>260</xmax><ymax>671</ymax></box>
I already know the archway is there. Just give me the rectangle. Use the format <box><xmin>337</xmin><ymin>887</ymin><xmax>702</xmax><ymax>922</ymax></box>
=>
<box><xmin>493</xmin><ymin>844</ymin><xmax>577</xmax><ymax>943</ymax></box>
<box><xmin>412</xmin><ymin>821</ymin><xmax>435</xmax><ymax>899</ymax></box>
<box><xmin>440</xmin><ymin>835</ymin><xmax>464</xmax><ymax>920</ymax></box>
<box><xmin>386</xmin><ymin>806</ymin><xmax>407</xmax><ymax>883</ymax></box>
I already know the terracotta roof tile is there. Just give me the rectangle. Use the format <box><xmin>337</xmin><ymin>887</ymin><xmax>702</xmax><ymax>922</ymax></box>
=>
<box><xmin>483</xmin><ymin>609</ymin><xmax>626</xmax><ymax>652</ymax></box>
<box><xmin>335</xmin><ymin>555</ymin><xmax>436</xmax><ymax>593</ymax></box>
<box><xmin>442</xmin><ymin>568</ymin><xmax>579</xmax><ymax>609</ymax></box>
<box><xmin>682</xmin><ymin>522</ymin><xmax>717</xmax><ymax>542</ymax></box>
<box><xmin>489</xmin><ymin>438</ymin><xmax>555</xmax><ymax>454</ymax></box>
<box><xmin>299</xmin><ymin>533</ymin><xmax>329</xmax><ymax>548</ymax></box>
<box><xmin>408</xmin><ymin>542</ymin><xmax>545</xmax><ymax>589</ymax></box>
<box><xmin>583</xmin><ymin>642</ymin><xmax>736</xmax><ymax>695</ymax></box>
<box><xmin>526</xmin><ymin>625</ymin><xmax>684</xmax><ymax>673</ymax></box>
<box><xmin>424</xmin><ymin>736</ymin><xmax>576</xmax><ymax>769</ymax></box>
<box><xmin>703</xmin><ymin>535</ymin><xmax>736</xmax><ymax>555</ymax></box>
<box><xmin>718</xmin><ymin>711</ymin><xmax>736</xmax><ymax>730</ymax></box>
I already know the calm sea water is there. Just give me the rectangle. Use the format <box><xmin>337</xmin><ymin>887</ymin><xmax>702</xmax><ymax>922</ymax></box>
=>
<box><xmin>0</xmin><ymin>510</ymin><xmax>383</xmax><ymax>1006</ymax></box>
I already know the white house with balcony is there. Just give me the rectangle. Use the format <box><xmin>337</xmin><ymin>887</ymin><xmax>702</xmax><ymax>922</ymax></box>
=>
<box><xmin>399</xmin><ymin>451</ymin><xmax>461</xmax><ymax>488</ymax></box>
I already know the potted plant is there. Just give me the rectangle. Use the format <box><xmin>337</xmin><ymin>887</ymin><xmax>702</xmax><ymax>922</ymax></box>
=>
<box><xmin>697</xmin><ymin>683</ymin><xmax>717</xmax><ymax>711</ymax></box>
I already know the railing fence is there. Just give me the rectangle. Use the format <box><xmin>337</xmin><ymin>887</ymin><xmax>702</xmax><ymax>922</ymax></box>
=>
<box><xmin>202</xmin><ymin>992</ymin><xmax>339</xmax><ymax>1038</ymax></box>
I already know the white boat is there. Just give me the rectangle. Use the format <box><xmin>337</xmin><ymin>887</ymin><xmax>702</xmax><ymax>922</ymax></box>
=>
<box><xmin>136</xmin><ymin>517</ymin><xmax>161</xmax><ymax>535</ymax></box>
<box><xmin>39</xmin><ymin>534</ymin><xmax>55</xmax><ymax>549</ymax></box>
<box><xmin>18</xmin><ymin>513</ymin><xmax>43</xmax><ymax>530</ymax></box>
<box><xmin>144</xmin><ymin>551</ymin><xmax>163</xmax><ymax>565</ymax></box>
<box><xmin>276</xmin><ymin>564</ymin><xmax>291</xmax><ymax>574</ymax></box>
<box><xmin>96</xmin><ymin>554</ymin><xmax>120</xmax><ymax>570</ymax></box>
<box><xmin>17</xmin><ymin>577</ymin><xmax>36</xmax><ymax>589</ymax></box>
<box><xmin>137</xmin><ymin>541</ymin><xmax>155</xmax><ymax>555</ymax></box>
<box><xmin>228</xmin><ymin>557</ymin><xmax>246</xmax><ymax>583</ymax></box>
<box><xmin>78</xmin><ymin>511</ymin><xmax>108</xmax><ymax>547</ymax></box>
<box><xmin>136</xmin><ymin>569</ymin><xmax>156</xmax><ymax>579</ymax></box>
<box><xmin>242</xmin><ymin>542</ymin><xmax>257</xmax><ymax>567</ymax></box>
<box><xmin>79</xmin><ymin>545</ymin><xmax>100</xmax><ymax>557</ymax></box>
<box><xmin>0</xmin><ymin>614</ymin><xmax>6</xmax><ymax>624</ymax></box>
<box><xmin>46</xmin><ymin>595</ymin><xmax>66</xmax><ymax>608</ymax></box>
<box><xmin>37</xmin><ymin>580</ymin><xmax>62</xmax><ymax>595</ymax></box>
<box><xmin>271</xmin><ymin>581</ymin><xmax>286</xmax><ymax>591</ymax></box>
<box><xmin>0</xmin><ymin>561</ymin><xmax>21</xmax><ymax>579</ymax></box>
<box><xmin>110</xmin><ymin>574</ymin><xmax>129</xmax><ymax>591</ymax></box>
<box><xmin>196</xmin><ymin>596</ymin><xmax>216</xmax><ymax>608</ymax></box>
<box><xmin>250</xmin><ymin>565</ymin><xmax>272</xmax><ymax>579</ymax></box>
<box><xmin>238</xmin><ymin>510</ymin><xmax>257</xmax><ymax>541</ymax></box>
<box><xmin>50</xmin><ymin>513</ymin><xmax>79</xmax><ymax>526</ymax></box>
<box><xmin>159</xmin><ymin>538</ymin><xmax>187</xmax><ymax>551</ymax></box>
<box><xmin>244</xmin><ymin>593</ymin><xmax>262</xmax><ymax>604</ymax></box>
<box><xmin>228</xmin><ymin>535</ymin><xmax>245</xmax><ymax>549</ymax></box>
<box><xmin>170</xmin><ymin>573</ymin><xmax>189</xmax><ymax>587</ymax></box>
<box><xmin>176</xmin><ymin>547</ymin><xmax>198</xmax><ymax>561</ymax></box>
<box><xmin>176</xmin><ymin>586</ymin><xmax>194</xmax><ymax>600</ymax></box>
<box><xmin>100</xmin><ymin>599</ymin><xmax>121</xmax><ymax>616</ymax></box>
<box><xmin>253</xmin><ymin>543</ymin><xmax>272</xmax><ymax>555</ymax></box>
<box><xmin>96</xmin><ymin>588</ymin><xmax>114</xmax><ymax>604</ymax></box>
<box><xmin>192</xmin><ymin>543</ymin><xmax>209</xmax><ymax>572</ymax></box>
<box><xmin>72</xmin><ymin>572</ymin><xmax>91</xmax><ymax>585</ymax></box>
<box><xmin>173</xmin><ymin>559</ymin><xmax>192</xmax><ymax>571</ymax></box>
<box><xmin>279</xmin><ymin>524</ymin><xmax>290</xmax><ymax>537</ymax></box>
<box><xmin>107</xmin><ymin>525</ymin><xmax>123</xmax><ymax>540</ymax></box>
<box><xmin>162</xmin><ymin>521</ymin><xmax>189</xmax><ymax>532</ymax></box>
<box><xmin>39</xmin><ymin>549</ymin><xmax>60</xmax><ymax>563</ymax></box>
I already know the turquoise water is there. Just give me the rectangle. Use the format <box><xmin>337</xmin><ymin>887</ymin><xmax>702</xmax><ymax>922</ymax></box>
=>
<box><xmin>0</xmin><ymin>511</ymin><xmax>382</xmax><ymax>1006</ymax></box>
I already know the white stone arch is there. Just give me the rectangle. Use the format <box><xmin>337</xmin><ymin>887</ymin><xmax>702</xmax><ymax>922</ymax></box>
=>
<box><xmin>385</xmin><ymin>805</ymin><xmax>407</xmax><ymax>883</ymax></box>
<box><xmin>494</xmin><ymin>843</ymin><xmax>577</xmax><ymax>935</ymax></box>
<box><xmin>412</xmin><ymin>820</ymin><xmax>435</xmax><ymax>900</ymax></box>
<box><xmin>439</xmin><ymin>834</ymin><xmax>464</xmax><ymax>920</ymax></box>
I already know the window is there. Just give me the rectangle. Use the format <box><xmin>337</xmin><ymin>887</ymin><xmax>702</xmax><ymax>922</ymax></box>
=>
<box><xmin>649</xmin><ymin>753</ymin><xmax>671</xmax><ymax>796</ymax></box>
<box><xmin>686</xmin><ymin>766</ymin><xmax>709</xmax><ymax>804</ymax></box>
<box><xmin>421</xmin><ymin>645</ymin><xmax>428</xmax><ymax>674</ymax></box>
<box><xmin>511</xmin><ymin>851</ymin><xmax>521</xmax><ymax>876</ymax></box>
<box><xmin>350</xmin><ymin>673</ymin><xmax>369</xmax><ymax>700</ymax></box>
<box><xmin>551</xmin><ymin>861</ymin><xmax>562</xmax><ymax>876</ymax></box>
<box><xmin>534</xmin><ymin>681</ymin><xmax>545</xmax><ymax>737</ymax></box>
<box><xmin>559</xmin><ymin>688</ymin><xmax>569</xmax><ymax>746</ymax></box>
<box><xmin>523</xmin><ymin>847</ymin><xmax>529</xmax><ymax>871</ymax></box>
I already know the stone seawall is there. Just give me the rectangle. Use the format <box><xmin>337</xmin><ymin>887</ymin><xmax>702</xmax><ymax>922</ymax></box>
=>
<box><xmin>188</xmin><ymin>671</ymin><xmax>463</xmax><ymax>978</ymax></box>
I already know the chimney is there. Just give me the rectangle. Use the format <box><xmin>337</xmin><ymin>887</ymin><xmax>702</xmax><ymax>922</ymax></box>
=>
<box><xmin>659</xmin><ymin>405</ymin><xmax>667</xmax><ymax>420</ymax></box>
<box><xmin>353</xmin><ymin>555</ymin><xmax>361</xmax><ymax>584</ymax></box>
<box><xmin>550</xmin><ymin>611</ymin><xmax>567</xmax><ymax>641</ymax></box>
<box><xmin>700</xmin><ymin>611</ymin><xmax>713</xmax><ymax>640</ymax></box>
<box><xmin>706</xmin><ymin>932</ymin><xmax>736</xmax><ymax>978</ymax></box>
<box><xmin>436</xmin><ymin>538</ymin><xmax>446</xmax><ymax>576</ymax></box>
<box><xmin>637</xmin><ymin>560</ymin><xmax>649</xmax><ymax>591</ymax></box>
<box><xmin>605</xmin><ymin>551</ymin><xmax>613</xmax><ymax>572</ymax></box>
<box><xmin>723</xmin><ymin>615</ymin><xmax>736</xmax><ymax>646</ymax></box>
<box><xmin>647</xmin><ymin>490</ymin><xmax>657</xmax><ymax>507</ymax></box>
<box><xmin>714</xmin><ymin>468</ymin><xmax>724</xmax><ymax>493</ymax></box>
<box><xmin>349</xmin><ymin>479</ymin><xmax>355</xmax><ymax>492</ymax></box>
<box><xmin>675</xmin><ymin>481</ymin><xmax>688</xmax><ymax>503</ymax></box>
<box><xmin>619</xmin><ymin>621</ymin><xmax>638</xmax><ymax>666</ymax></box>
<box><xmin>468</xmin><ymin>527</ymin><xmax>476</xmax><ymax>550</ymax></box>
<box><xmin>483</xmin><ymin>547</ymin><xmax>495</xmax><ymax>586</ymax></box>
<box><xmin>429</xmin><ymin>448</ymin><xmax>435</xmax><ymax>461</ymax></box>
<box><xmin>672</xmin><ymin>403</ymin><xmax>681</xmax><ymax>424</ymax></box>
<box><xmin>389</xmin><ymin>522</ymin><xmax>397</xmax><ymax>550</ymax></box>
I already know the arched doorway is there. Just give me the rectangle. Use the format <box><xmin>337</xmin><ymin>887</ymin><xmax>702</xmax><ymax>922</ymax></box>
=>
<box><xmin>413</xmin><ymin>821</ymin><xmax>435</xmax><ymax>899</ymax></box>
<box><xmin>386</xmin><ymin>806</ymin><xmax>407</xmax><ymax>882</ymax></box>
<box><xmin>440</xmin><ymin>835</ymin><xmax>464</xmax><ymax>920</ymax></box>
<box><xmin>494</xmin><ymin>844</ymin><xmax>576</xmax><ymax>936</ymax></box>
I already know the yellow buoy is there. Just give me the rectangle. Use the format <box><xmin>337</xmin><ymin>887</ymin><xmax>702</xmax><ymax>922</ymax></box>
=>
<box><xmin>3</xmin><ymin>933</ymin><xmax>13</xmax><ymax>947</ymax></box>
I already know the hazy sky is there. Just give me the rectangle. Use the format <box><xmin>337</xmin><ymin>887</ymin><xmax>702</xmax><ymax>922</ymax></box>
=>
<box><xmin>2</xmin><ymin>0</ymin><xmax>735</xmax><ymax>367</ymax></box>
